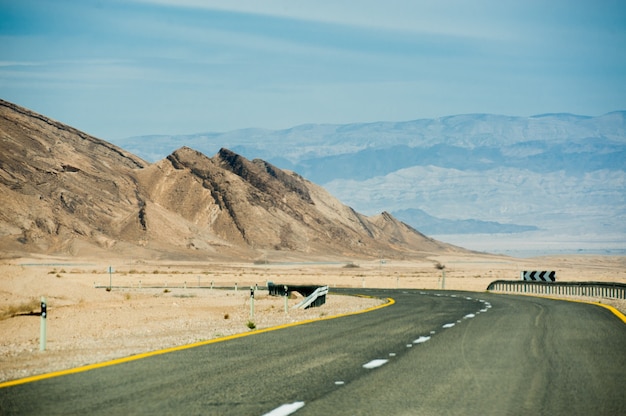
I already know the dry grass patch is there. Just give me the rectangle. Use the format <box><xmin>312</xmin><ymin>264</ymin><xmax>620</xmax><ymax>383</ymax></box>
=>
<box><xmin>0</xmin><ymin>298</ymin><xmax>40</xmax><ymax>320</ymax></box>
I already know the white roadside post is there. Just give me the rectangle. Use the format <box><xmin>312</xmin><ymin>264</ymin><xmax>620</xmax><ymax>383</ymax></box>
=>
<box><xmin>435</xmin><ymin>262</ymin><xmax>446</xmax><ymax>290</ymax></box>
<box><xmin>250</xmin><ymin>287</ymin><xmax>255</xmax><ymax>319</ymax></box>
<box><xmin>108</xmin><ymin>265</ymin><xmax>114</xmax><ymax>290</ymax></box>
<box><xmin>40</xmin><ymin>296</ymin><xmax>47</xmax><ymax>352</ymax></box>
<box><xmin>284</xmin><ymin>285</ymin><xmax>288</xmax><ymax>314</ymax></box>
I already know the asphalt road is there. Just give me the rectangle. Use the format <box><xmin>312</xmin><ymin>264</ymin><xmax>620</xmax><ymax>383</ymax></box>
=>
<box><xmin>1</xmin><ymin>289</ymin><xmax>625</xmax><ymax>415</ymax></box>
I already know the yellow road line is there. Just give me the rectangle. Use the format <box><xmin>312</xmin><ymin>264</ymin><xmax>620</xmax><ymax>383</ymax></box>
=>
<box><xmin>0</xmin><ymin>296</ymin><xmax>395</xmax><ymax>389</ymax></box>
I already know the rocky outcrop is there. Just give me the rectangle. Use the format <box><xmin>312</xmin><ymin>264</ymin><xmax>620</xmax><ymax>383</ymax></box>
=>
<box><xmin>0</xmin><ymin>99</ymin><xmax>465</xmax><ymax>260</ymax></box>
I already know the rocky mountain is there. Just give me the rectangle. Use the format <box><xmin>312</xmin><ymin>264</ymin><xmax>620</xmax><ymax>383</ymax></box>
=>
<box><xmin>112</xmin><ymin>112</ymin><xmax>626</xmax><ymax>255</ymax></box>
<box><xmin>0</xmin><ymin>99</ymin><xmax>461</xmax><ymax>261</ymax></box>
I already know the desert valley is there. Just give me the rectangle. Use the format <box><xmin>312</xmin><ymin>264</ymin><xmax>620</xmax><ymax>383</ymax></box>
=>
<box><xmin>1</xmin><ymin>99</ymin><xmax>624</xmax><ymax>384</ymax></box>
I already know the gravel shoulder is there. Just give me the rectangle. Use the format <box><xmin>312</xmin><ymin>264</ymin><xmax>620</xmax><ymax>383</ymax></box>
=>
<box><xmin>0</xmin><ymin>270</ymin><xmax>382</xmax><ymax>383</ymax></box>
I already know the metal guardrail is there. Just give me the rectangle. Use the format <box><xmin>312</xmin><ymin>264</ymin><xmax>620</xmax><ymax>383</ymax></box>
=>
<box><xmin>293</xmin><ymin>286</ymin><xmax>329</xmax><ymax>310</ymax></box>
<box><xmin>487</xmin><ymin>280</ymin><xmax>626</xmax><ymax>299</ymax></box>
<box><xmin>267</xmin><ymin>282</ymin><xmax>328</xmax><ymax>309</ymax></box>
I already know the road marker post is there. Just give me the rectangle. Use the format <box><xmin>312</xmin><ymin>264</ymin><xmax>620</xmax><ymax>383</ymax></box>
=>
<box><xmin>435</xmin><ymin>262</ymin><xmax>446</xmax><ymax>290</ymax></box>
<box><xmin>107</xmin><ymin>266</ymin><xmax>114</xmax><ymax>290</ymax></box>
<box><xmin>250</xmin><ymin>287</ymin><xmax>255</xmax><ymax>319</ymax></box>
<box><xmin>40</xmin><ymin>296</ymin><xmax>47</xmax><ymax>352</ymax></box>
<box><xmin>284</xmin><ymin>285</ymin><xmax>288</xmax><ymax>314</ymax></box>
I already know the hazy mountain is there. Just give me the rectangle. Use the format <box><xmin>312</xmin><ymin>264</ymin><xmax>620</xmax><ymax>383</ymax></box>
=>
<box><xmin>391</xmin><ymin>208</ymin><xmax>538</xmax><ymax>235</ymax></box>
<box><xmin>0</xmin><ymin>99</ymin><xmax>462</xmax><ymax>261</ymax></box>
<box><xmin>113</xmin><ymin>112</ymin><xmax>626</xmax><ymax>165</ymax></box>
<box><xmin>111</xmin><ymin>112</ymin><xmax>626</xmax><ymax>252</ymax></box>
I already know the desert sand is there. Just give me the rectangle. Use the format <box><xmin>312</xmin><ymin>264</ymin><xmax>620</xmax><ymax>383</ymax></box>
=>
<box><xmin>1</xmin><ymin>253</ymin><xmax>625</xmax><ymax>383</ymax></box>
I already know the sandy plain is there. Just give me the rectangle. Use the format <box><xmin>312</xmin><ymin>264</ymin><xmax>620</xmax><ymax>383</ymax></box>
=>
<box><xmin>1</xmin><ymin>253</ymin><xmax>625</xmax><ymax>384</ymax></box>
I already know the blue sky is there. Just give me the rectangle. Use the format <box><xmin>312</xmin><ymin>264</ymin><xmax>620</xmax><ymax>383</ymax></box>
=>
<box><xmin>1</xmin><ymin>0</ymin><xmax>625</xmax><ymax>140</ymax></box>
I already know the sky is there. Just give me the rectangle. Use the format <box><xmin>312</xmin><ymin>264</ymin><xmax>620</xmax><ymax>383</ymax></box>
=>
<box><xmin>1</xmin><ymin>0</ymin><xmax>625</xmax><ymax>141</ymax></box>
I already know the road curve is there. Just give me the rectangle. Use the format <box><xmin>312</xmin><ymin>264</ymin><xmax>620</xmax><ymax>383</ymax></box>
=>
<box><xmin>1</xmin><ymin>289</ymin><xmax>625</xmax><ymax>415</ymax></box>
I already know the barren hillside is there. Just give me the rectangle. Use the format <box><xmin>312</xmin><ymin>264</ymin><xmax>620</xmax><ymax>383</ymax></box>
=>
<box><xmin>0</xmin><ymin>99</ymin><xmax>465</xmax><ymax>261</ymax></box>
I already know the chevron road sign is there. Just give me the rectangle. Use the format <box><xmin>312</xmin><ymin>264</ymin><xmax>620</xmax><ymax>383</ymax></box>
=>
<box><xmin>521</xmin><ymin>271</ymin><xmax>556</xmax><ymax>282</ymax></box>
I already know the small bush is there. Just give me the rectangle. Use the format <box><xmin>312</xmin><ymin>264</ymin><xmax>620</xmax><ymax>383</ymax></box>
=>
<box><xmin>173</xmin><ymin>293</ymin><xmax>196</xmax><ymax>298</ymax></box>
<box><xmin>163</xmin><ymin>289</ymin><xmax>171</xmax><ymax>293</ymax></box>
<box><xmin>224</xmin><ymin>313</ymin><xmax>230</xmax><ymax>319</ymax></box>
<box><xmin>0</xmin><ymin>298</ymin><xmax>40</xmax><ymax>320</ymax></box>
<box><xmin>246</xmin><ymin>321</ymin><xmax>256</xmax><ymax>330</ymax></box>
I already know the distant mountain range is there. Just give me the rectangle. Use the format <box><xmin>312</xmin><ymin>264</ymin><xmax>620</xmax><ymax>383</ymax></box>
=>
<box><xmin>111</xmin><ymin>112</ymin><xmax>626</xmax><ymax>253</ymax></box>
<box><xmin>392</xmin><ymin>208</ymin><xmax>538</xmax><ymax>235</ymax></box>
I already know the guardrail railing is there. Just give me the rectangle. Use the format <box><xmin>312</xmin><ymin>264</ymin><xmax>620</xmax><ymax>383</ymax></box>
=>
<box><xmin>293</xmin><ymin>286</ymin><xmax>329</xmax><ymax>309</ymax></box>
<box><xmin>487</xmin><ymin>280</ymin><xmax>626</xmax><ymax>299</ymax></box>
<box><xmin>267</xmin><ymin>282</ymin><xmax>329</xmax><ymax>309</ymax></box>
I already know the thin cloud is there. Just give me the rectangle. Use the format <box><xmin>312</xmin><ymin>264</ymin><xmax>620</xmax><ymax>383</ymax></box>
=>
<box><xmin>129</xmin><ymin>0</ymin><xmax>510</xmax><ymax>39</ymax></box>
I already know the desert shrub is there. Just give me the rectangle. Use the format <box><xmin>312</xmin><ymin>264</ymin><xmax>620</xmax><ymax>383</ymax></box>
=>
<box><xmin>343</xmin><ymin>263</ymin><xmax>359</xmax><ymax>268</ymax></box>
<box><xmin>246</xmin><ymin>321</ymin><xmax>256</xmax><ymax>330</ymax></box>
<box><xmin>173</xmin><ymin>293</ymin><xmax>196</xmax><ymax>298</ymax></box>
<box><xmin>0</xmin><ymin>298</ymin><xmax>40</xmax><ymax>320</ymax></box>
<box><xmin>224</xmin><ymin>313</ymin><xmax>230</xmax><ymax>319</ymax></box>
<box><xmin>163</xmin><ymin>289</ymin><xmax>171</xmax><ymax>293</ymax></box>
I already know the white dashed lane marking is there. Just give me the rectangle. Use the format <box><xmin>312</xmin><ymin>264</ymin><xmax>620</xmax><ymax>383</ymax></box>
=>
<box><xmin>413</xmin><ymin>336</ymin><xmax>431</xmax><ymax>344</ymax></box>
<box><xmin>363</xmin><ymin>359</ymin><xmax>389</xmax><ymax>369</ymax></box>
<box><xmin>266</xmin><ymin>292</ymin><xmax>493</xmax><ymax>416</ymax></box>
<box><xmin>263</xmin><ymin>401</ymin><xmax>305</xmax><ymax>416</ymax></box>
